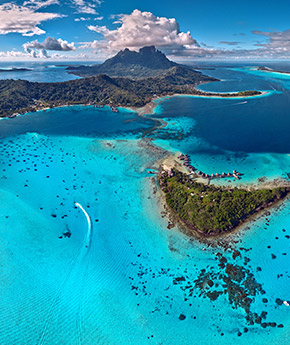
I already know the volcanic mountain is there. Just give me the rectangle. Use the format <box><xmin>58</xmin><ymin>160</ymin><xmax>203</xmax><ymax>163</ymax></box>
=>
<box><xmin>67</xmin><ymin>46</ymin><xmax>185</xmax><ymax>78</ymax></box>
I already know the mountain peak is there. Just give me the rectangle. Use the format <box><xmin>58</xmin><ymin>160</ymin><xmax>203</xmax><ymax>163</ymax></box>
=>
<box><xmin>67</xmin><ymin>46</ymin><xmax>179</xmax><ymax>78</ymax></box>
<box><xmin>102</xmin><ymin>46</ymin><xmax>177</xmax><ymax>70</ymax></box>
<box><xmin>139</xmin><ymin>46</ymin><xmax>156</xmax><ymax>53</ymax></box>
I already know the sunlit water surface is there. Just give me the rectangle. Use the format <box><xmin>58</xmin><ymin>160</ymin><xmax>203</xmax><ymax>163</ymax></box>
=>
<box><xmin>1</xmin><ymin>64</ymin><xmax>290</xmax><ymax>344</ymax></box>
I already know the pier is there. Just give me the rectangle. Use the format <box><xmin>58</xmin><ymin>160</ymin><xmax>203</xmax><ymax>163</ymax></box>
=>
<box><xmin>177</xmin><ymin>153</ymin><xmax>243</xmax><ymax>181</ymax></box>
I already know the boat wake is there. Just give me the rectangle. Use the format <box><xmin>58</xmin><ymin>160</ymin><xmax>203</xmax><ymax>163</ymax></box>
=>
<box><xmin>269</xmin><ymin>84</ymin><xmax>277</xmax><ymax>91</ymax></box>
<box><xmin>75</xmin><ymin>202</ymin><xmax>92</xmax><ymax>249</ymax></box>
<box><xmin>37</xmin><ymin>203</ymin><xmax>93</xmax><ymax>344</ymax></box>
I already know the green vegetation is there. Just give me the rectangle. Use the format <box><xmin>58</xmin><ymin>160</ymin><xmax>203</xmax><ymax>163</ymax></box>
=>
<box><xmin>0</xmin><ymin>66</ymin><xmax>261</xmax><ymax>118</ymax></box>
<box><xmin>232</xmin><ymin>90</ymin><xmax>261</xmax><ymax>97</ymax></box>
<box><xmin>192</xmin><ymin>89</ymin><xmax>261</xmax><ymax>98</ymax></box>
<box><xmin>0</xmin><ymin>46</ymin><xmax>262</xmax><ymax>118</ymax></box>
<box><xmin>0</xmin><ymin>67</ymin><xmax>216</xmax><ymax>118</ymax></box>
<box><xmin>159</xmin><ymin>169</ymin><xmax>289</xmax><ymax>236</ymax></box>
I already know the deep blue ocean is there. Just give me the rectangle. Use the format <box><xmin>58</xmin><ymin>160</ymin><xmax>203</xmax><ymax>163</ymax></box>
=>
<box><xmin>1</xmin><ymin>62</ymin><xmax>290</xmax><ymax>344</ymax></box>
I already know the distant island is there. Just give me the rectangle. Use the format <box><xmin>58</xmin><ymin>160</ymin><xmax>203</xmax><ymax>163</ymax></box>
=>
<box><xmin>257</xmin><ymin>66</ymin><xmax>290</xmax><ymax>75</ymax></box>
<box><xmin>159</xmin><ymin>168</ymin><xmax>290</xmax><ymax>237</ymax></box>
<box><xmin>0</xmin><ymin>68</ymin><xmax>32</xmax><ymax>73</ymax></box>
<box><xmin>0</xmin><ymin>46</ymin><xmax>263</xmax><ymax>118</ymax></box>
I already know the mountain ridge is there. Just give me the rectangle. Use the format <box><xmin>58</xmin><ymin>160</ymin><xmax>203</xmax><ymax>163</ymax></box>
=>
<box><xmin>101</xmin><ymin>46</ymin><xmax>177</xmax><ymax>69</ymax></box>
<box><xmin>67</xmin><ymin>46</ymin><xmax>192</xmax><ymax>78</ymax></box>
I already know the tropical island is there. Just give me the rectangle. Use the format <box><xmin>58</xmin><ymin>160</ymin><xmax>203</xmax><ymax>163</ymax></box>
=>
<box><xmin>66</xmin><ymin>45</ymin><xmax>179</xmax><ymax>78</ymax></box>
<box><xmin>0</xmin><ymin>46</ymin><xmax>263</xmax><ymax>118</ymax></box>
<box><xmin>159</xmin><ymin>168</ymin><xmax>290</xmax><ymax>237</ymax></box>
<box><xmin>257</xmin><ymin>66</ymin><xmax>290</xmax><ymax>75</ymax></box>
<box><xmin>0</xmin><ymin>68</ymin><xmax>32</xmax><ymax>73</ymax></box>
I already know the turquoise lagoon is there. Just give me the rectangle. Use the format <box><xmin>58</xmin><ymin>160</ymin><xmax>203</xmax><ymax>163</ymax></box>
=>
<box><xmin>1</xmin><ymin>66</ymin><xmax>290</xmax><ymax>344</ymax></box>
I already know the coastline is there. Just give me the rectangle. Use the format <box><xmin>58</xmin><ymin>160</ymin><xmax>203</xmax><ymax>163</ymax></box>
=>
<box><xmin>159</xmin><ymin>151</ymin><xmax>290</xmax><ymax>190</ymax></box>
<box><xmin>257</xmin><ymin>67</ymin><xmax>290</xmax><ymax>77</ymax></box>
<box><xmin>3</xmin><ymin>84</ymin><xmax>268</xmax><ymax>120</ymax></box>
<box><xmin>158</xmin><ymin>181</ymin><xmax>290</xmax><ymax>245</ymax></box>
<box><xmin>3</xmin><ymin>81</ymin><xmax>287</xmax><ymax>243</ymax></box>
<box><xmin>155</xmin><ymin>153</ymin><xmax>290</xmax><ymax>240</ymax></box>
<box><xmin>136</xmin><ymin>91</ymin><xmax>290</xmax><ymax>242</ymax></box>
<box><xmin>176</xmin><ymin>90</ymin><xmax>268</xmax><ymax>99</ymax></box>
<box><xmin>128</xmin><ymin>90</ymin><xmax>269</xmax><ymax>117</ymax></box>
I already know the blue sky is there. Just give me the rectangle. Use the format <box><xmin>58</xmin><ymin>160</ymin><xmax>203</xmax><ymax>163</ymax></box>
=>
<box><xmin>0</xmin><ymin>0</ymin><xmax>289</xmax><ymax>61</ymax></box>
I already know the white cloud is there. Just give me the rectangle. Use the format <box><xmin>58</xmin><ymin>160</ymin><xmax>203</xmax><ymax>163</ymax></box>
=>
<box><xmin>0</xmin><ymin>50</ymin><xmax>29</xmax><ymax>58</ymax></box>
<box><xmin>82</xmin><ymin>9</ymin><xmax>290</xmax><ymax>60</ymax></box>
<box><xmin>75</xmin><ymin>17</ymin><xmax>88</xmax><ymax>21</ymax></box>
<box><xmin>219</xmin><ymin>41</ymin><xmax>241</xmax><ymax>46</ymax></box>
<box><xmin>24</xmin><ymin>37</ymin><xmax>76</xmax><ymax>51</ymax></box>
<box><xmin>50</xmin><ymin>52</ymin><xmax>87</xmax><ymax>59</ymax></box>
<box><xmin>0</xmin><ymin>48</ymin><xmax>47</xmax><ymax>59</ymax></box>
<box><xmin>23</xmin><ymin>0</ymin><xmax>59</xmax><ymax>9</ymax></box>
<box><xmin>86</xmin><ymin>9</ymin><xmax>197</xmax><ymax>54</ymax></box>
<box><xmin>253</xmin><ymin>29</ymin><xmax>290</xmax><ymax>53</ymax></box>
<box><xmin>0</xmin><ymin>49</ymin><xmax>90</xmax><ymax>60</ymax></box>
<box><xmin>88</xmin><ymin>25</ymin><xmax>108</xmax><ymax>35</ymax></box>
<box><xmin>74</xmin><ymin>16</ymin><xmax>103</xmax><ymax>21</ymax></box>
<box><xmin>23</xmin><ymin>37</ymin><xmax>75</xmax><ymax>58</ymax></box>
<box><xmin>0</xmin><ymin>2</ymin><xmax>63</xmax><ymax>36</ymax></box>
<box><xmin>72</xmin><ymin>0</ymin><xmax>102</xmax><ymax>15</ymax></box>
<box><xmin>187</xmin><ymin>30</ymin><xmax>290</xmax><ymax>59</ymax></box>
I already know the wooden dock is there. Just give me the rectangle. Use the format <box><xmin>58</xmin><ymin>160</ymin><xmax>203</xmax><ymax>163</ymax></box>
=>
<box><xmin>177</xmin><ymin>153</ymin><xmax>243</xmax><ymax>181</ymax></box>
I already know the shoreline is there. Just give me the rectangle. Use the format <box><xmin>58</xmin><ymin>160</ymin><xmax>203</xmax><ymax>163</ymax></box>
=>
<box><xmin>160</xmin><ymin>152</ymin><xmax>290</xmax><ymax>190</ymax></box>
<box><xmin>158</xmin><ymin>180</ymin><xmax>290</xmax><ymax>245</ymax></box>
<box><xmin>3</xmin><ymin>84</ymin><xmax>269</xmax><ymax>120</ymax></box>
<box><xmin>257</xmin><ymin>67</ymin><xmax>290</xmax><ymax>77</ymax></box>
<box><xmin>157</xmin><ymin>161</ymin><xmax>290</xmax><ymax>240</ymax></box>
<box><xmin>2</xmin><ymin>88</ymin><xmax>289</xmax><ymax>242</ymax></box>
<box><xmin>128</xmin><ymin>90</ymin><xmax>269</xmax><ymax>116</ymax></box>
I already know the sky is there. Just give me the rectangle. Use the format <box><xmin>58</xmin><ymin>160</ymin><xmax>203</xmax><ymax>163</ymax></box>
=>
<box><xmin>0</xmin><ymin>0</ymin><xmax>290</xmax><ymax>61</ymax></box>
